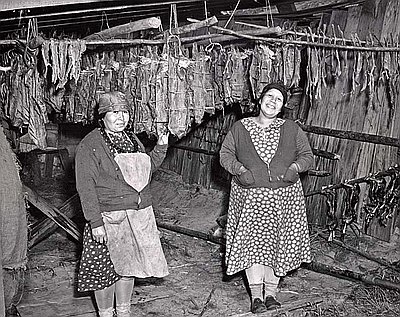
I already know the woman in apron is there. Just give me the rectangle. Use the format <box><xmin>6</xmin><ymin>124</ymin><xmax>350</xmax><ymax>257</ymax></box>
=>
<box><xmin>75</xmin><ymin>91</ymin><xmax>169</xmax><ymax>317</ymax></box>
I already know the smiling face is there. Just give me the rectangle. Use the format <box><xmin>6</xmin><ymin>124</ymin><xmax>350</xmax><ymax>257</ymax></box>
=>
<box><xmin>103</xmin><ymin>107</ymin><xmax>130</xmax><ymax>133</ymax></box>
<box><xmin>259</xmin><ymin>88</ymin><xmax>284</xmax><ymax>119</ymax></box>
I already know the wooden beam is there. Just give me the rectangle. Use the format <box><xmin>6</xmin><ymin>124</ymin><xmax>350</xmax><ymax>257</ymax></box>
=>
<box><xmin>154</xmin><ymin>16</ymin><xmax>218</xmax><ymax>39</ymax></box>
<box><xmin>28</xmin><ymin>193</ymin><xmax>82</xmax><ymax>248</ymax></box>
<box><xmin>84</xmin><ymin>17</ymin><xmax>161</xmax><ymax>40</ymax></box>
<box><xmin>276</xmin><ymin>3</ymin><xmax>297</xmax><ymax>14</ymax></box>
<box><xmin>299</xmin><ymin>123</ymin><xmax>400</xmax><ymax>148</ymax></box>
<box><xmin>312</xmin><ymin>148</ymin><xmax>341</xmax><ymax>160</ymax></box>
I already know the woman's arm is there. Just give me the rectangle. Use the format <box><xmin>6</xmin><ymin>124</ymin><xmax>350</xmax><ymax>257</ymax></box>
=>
<box><xmin>146</xmin><ymin>133</ymin><xmax>169</xmax><ymax>172</ymax></box>
<box><xmin>293</xmin><ymin>128</ymin><xmax>315</xmax><ymax>173</ymax></box>
<box><xmin>219</xmin><ymin>130</ymin><xmax>246</xmax><ymax>176</ymax></box>
<box><xmin>75</xmin><ymin>142</ymin><xmax>103</xmax><ymax>228</ymax></box>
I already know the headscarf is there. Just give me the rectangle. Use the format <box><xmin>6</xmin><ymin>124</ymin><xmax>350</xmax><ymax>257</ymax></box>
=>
<box><xmin>98</xmin><ymin>91</ymin><xmax>130</xmax><ymax>115</ymax></box>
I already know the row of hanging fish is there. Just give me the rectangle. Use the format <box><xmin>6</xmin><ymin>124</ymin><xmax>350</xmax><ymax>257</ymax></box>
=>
<box><xmin>305</xmin><ymin>25</ymin><xmax>400</xmax><ymax>106</ymax></box>
<box><xmin>364</xmin><ymin>167</ymin><xmax>400</xmax><ymax>231</ymax></box>
<box><xmin>5</xmin><ymin>28</ymin><xmax>398</xmax><ymax>145</ymax></box>
<box><xmin>55</xmin><ymin>41</ymin><xmax>302</xmax><ymax>138</ymax></box>
<box><xmin>322</xmin><ymin>165</ymin><xmax>400</xmax><ymax>241</ymax></box>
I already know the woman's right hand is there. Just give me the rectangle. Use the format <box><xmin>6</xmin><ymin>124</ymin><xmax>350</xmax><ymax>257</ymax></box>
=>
<box><xmin>238</xmin><ymin>165</ymin><xmax>248</xmax><ymax>175</ymax></box>
<box><xmin>92</xmin><ymin>225</ymin><xmax>107</xmax><ymax>244</ymax></box>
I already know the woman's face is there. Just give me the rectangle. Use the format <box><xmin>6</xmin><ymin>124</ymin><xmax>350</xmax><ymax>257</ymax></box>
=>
<box><xmin>103</xmin><ymin>109</ymin><xmax>130</xmax><ymax>133</ymax></box>
<box><xmin>259</xmin><ymin>88</ymin><xmax>284</xmax><ymax>119</ymax></box>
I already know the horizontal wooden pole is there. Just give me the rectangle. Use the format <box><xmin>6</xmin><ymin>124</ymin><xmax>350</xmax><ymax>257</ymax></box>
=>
<box><xmin>84</xmin><ymin>16</ymin><xmax>161</xmax><ymax>40</ymax></box>
<box><xmin>300</xmin><ymin>123</ymin><xmax>400</xmax><ymax>148</ymax></box>
<box><xmin>312</xmin><ymin>148</ymin><xmax>341</xmax><ymax>160</ymax></box>
<box><xmin>305</xmin><ymin>165</ymin><xmax>400</xmax><ymax>197</ymax></box>
<box><xmin>317</xmin><ymin>232</ymin><xmax>400</xmax><ymax>273</ymax></box>
<box><xmin>171</xmin><ymin>144</ymin><xmax>217</xmax><ymax>156</ymax></box>
<box><xmin>307</xmin><ymin>169</ymin><xmax>331</xmax><ymax>177</ymax></box>
<box><xmin>155</xmin><ymin>16</ymin><xmax>218</xmax><ymax>39</ymax></box>
<box><xmin>304</xmin><ymin>261</ymin><xmax>400</xmax><ymax>292</ymax></box>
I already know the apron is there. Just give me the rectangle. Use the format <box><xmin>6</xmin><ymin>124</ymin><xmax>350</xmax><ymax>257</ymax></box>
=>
<box><xmin>101</xmin><ymin>152</ymin><xmax>169</xmax><ymax>278</ymax></box>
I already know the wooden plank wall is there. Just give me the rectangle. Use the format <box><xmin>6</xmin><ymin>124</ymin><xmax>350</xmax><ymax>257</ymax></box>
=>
<box><xmin>302</xmin><ymin>0</ymin><xmax>400</xmax><ymax>241</ymax></box>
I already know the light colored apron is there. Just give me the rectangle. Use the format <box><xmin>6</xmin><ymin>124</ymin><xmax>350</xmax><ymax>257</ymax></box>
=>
<box><xmin>101</xmin><ymin>152</ymin><xmax>169</xmax><ymax>278</ymax></box>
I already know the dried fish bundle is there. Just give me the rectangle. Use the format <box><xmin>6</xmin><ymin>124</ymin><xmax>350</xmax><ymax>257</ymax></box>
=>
<box><xmin>208</xmin><ymin>45</ymin><xmax>226</xmax><ymax>110</ymax></box>
<box><xmin>73</xmin><ymin>69</ymin><xmax>97</xmax><ymax>123</ymax></box>
<box><xmin>280</xmin><ymin>38</ymin><xmax>302</xmax><ymax>89</ymax></box>
<box><xmin>145</xmin><ymin>47</ymin><xmax>162</xmax><ymax>136</ymax></box>
<box><xmin>306</xmin><ymin>44</ymin><xmax>323</xmax><ymax>100</ymax></box>
<box><xmin>120</xmin><ymin>62</ymin><xmax>138</xmax><ymax>131</ymax></box>
<box><xmin>271</xmin><ymin>45</ymin><xmax>284</xmax><ymax>83</ymax></box>
<box><xmin>188</xmin><ymin>44</ymin><xmax>208</xmax><ymax>124</ymax></box>
<box><xmin>223</xmin><ymin>46</ymin><xmax>250</xmax><ymax>104</ymax></box>
<box><xmin>168</xmin><ymin>53</ymin><xmax>190</xmax><ymax>138</ymax></box>
<box><xmin>154</xmin><ymin>55</ymin><xmax>169</xmax><ymax>135</ymax></box>
<box><xmin>7</xmin><ymin>56</ymin><xmax>47</xmax><ymax>150</ymax></box>
<box><xmin>249</xmin><ymin>44</ymin><xmax>275</xmax><ymax>100</ymax></box>
<box><xmin>132</xmin><ymin>55</ymin><xmax>157</xmax><ymax>134</ymax></box>
<box><xmin>203</xmin><ymin>49</ymin><xmax>216</xmax><ymax>115</ymax></box>
<box><xmin>68</xmin><ymin>40</ymin><xmax>87</xmax><ymax>83</ymax></box>
<box><xmin>41</xmin><ymin>39</ymin><xmax>86</xmax><ymax>91</ymax></box>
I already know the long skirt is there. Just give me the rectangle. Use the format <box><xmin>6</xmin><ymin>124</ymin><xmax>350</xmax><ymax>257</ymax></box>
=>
<box><xmin>225</xmin><ymin>180</ymin><xmax>311</xmax><ymax>277</ymax></box>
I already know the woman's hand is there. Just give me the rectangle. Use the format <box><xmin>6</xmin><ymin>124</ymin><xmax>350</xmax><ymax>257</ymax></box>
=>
<box><xmin>92</xmin><ymin>225</ymin><xmax>107</xmax><ymax>244</ymax></box>
<box><xmin>238</xmin><ymin>165</ymin><xmax>248</xmax><ymax>175</ymax></box>
<box><xmin>157</xmin><ymin>132</ymin><xmax>169</xmax><ymax>146</ymax></box>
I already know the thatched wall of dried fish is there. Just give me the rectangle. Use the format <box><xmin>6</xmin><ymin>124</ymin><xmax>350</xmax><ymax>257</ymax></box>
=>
<box><xmin>302</xmin><ymin>1</ymin><xmax>400</xmax><ymax>241</ymax></box>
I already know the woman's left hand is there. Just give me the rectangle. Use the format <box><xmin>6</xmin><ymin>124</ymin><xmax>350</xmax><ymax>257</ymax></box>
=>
<box><xmin>92</xmin><ymin>225</ymin><xmax>108</xmax><ymax>244</ymax></box>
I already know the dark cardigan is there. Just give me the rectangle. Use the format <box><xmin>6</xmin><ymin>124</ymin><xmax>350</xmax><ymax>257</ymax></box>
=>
<box><xmin>220</xmin><ymin>119</ymin><xmax>314</xmax><ymax>189</ymax></box>
<box><xmin>75</xmin><ymin>128</ymin><xmax>168</xmax><ymax>228</ymax></box>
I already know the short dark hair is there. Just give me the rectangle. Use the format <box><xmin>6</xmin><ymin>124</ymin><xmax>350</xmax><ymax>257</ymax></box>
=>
<box><xmin>258</xmin><ymin>82</ymin><xmax>288</xmax><ymax>105</ymax></box>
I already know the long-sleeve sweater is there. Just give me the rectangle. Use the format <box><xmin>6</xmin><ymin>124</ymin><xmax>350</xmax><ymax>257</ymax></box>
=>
<box><xmin>219</xmin><ymin>119</ymin><xmax>314</xmax><ymax>189</ymax></box>
<box><xmin>75</xmin><ymin>128</ymin><xmax>168</xmax><ymax>228</ymax></box>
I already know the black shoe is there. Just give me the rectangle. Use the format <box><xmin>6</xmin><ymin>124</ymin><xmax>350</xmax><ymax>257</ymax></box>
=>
<box><xmin>264</xmin><ymin>296</ymin><xmax>281</xmax><ymax>310</ymax></box>
<box><xmin>251</xmin><ymin>298</ymin><xmax>267</xmax><ymax>314</ymax></box>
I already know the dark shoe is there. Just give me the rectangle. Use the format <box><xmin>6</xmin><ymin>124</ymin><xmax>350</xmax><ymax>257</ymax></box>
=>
<box><xmin>251</xmin><ymin>298</ymin><xmax>267</xmax><ymax>313</ymax></box>
<box><xmin>265</xmin><ymin>296</ymin><xmax>281</xmax><ymax>310</ymax></box>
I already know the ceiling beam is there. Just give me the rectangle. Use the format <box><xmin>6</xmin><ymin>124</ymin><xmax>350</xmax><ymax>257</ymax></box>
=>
<box><xmin>0</xmin><ymin>0</ymin><xmax>114</xmax><ymax>11</ymax></box>
<box><xmin>276</xmin><ymin>3</ymin><xmax>297</xmax><ymax>14</ymax></box>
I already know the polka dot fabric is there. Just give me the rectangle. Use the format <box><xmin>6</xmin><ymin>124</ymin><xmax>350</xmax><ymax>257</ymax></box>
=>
<box><xmin>225</xmin><ymin>118</ymin><xmax>311</xmax><ymax>277</ymax></box>
<box><xmin>107</xmin><ymin>131</ymin><xmax>139</xmax><ymax>154</ymax></box>
<box><xmin>77</xmin><ymin>224</ymin><xmax>120</xmax><ymax>292</ymax></box>
<box><xmin>98</xmin><ymin>128</ymin><xmax>141</xmax><ymax>157</ymax></box>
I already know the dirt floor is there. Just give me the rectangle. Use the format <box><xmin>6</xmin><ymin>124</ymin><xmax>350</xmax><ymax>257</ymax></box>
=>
<box><xmin>16</xmin><ymin>168</ymin><xmax>400</xmax><ymax>317</ymax></box>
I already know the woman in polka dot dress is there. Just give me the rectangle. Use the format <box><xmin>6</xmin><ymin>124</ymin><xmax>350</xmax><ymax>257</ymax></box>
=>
<box><xmin>75</xmin><ymin>91</ymin><xmax>169</xmax><ymax>317</ymax></box>
<box><xmin>219</xmin><ymin>82</ymin><xmax>314</xmax><ymax>314</ymax></box>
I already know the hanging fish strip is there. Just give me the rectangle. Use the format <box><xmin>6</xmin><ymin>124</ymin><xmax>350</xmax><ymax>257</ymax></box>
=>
<box><xmin>249</xmin><ymin>44</ymin><xmax>275</xmax><ymax>100</ymax></box>
<box><xmin>167</xmin><ymin>48</ymin><xmax>191</xmax><ymax>138</ymax></box>
<box><xmin>188</xmin><ymin>43</ymin><xmax>208</xmax><ymax>125</ymax></box>
<box><xmin>208</xmin><ymin>45</ymin><xmax>226</xmax><ymax>110</ymax></box>
<box><xmin>6</xmin><ymin>54</ymin><xmax>48</xmax><ymax>150</ymax></box>
<box><xmin>133</xmin><ymin>53</ymin><xmax>157</xmax><ymax>134</ymax></box>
